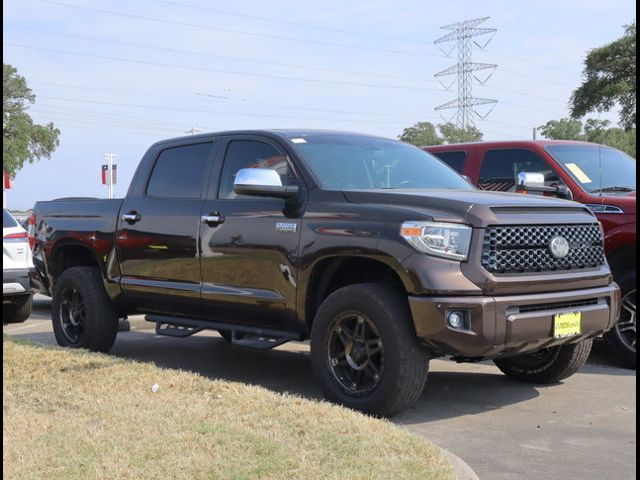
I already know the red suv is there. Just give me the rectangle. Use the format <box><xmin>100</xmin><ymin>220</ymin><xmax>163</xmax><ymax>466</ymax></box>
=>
<box><xmin>425</xmin><ymin>140</ymin><xmax>636</xmax><ymax>368</ymax></box>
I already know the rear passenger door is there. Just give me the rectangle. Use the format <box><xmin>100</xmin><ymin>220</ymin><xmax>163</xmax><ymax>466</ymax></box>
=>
<box><xmin>117</xmin><ymin>141</ymin><xmax>217</xmax><ymax>315</ymax></box>
<box><xmin>478</xmin><ymin>148</ymin><xmax>562</xmax><ymax>192</ymax></box>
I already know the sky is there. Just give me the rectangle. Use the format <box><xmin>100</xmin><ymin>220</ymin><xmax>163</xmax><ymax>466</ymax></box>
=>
<box><xmin>3</xmin><ymin>0</ymin><xmax>636</xmax><ymax>209</ymax></box>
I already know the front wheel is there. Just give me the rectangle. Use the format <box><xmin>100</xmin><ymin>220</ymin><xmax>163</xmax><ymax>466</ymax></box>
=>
<box><xmin>494</xmin><ymin>339</ymin><xmax>593</xmax><ymax>383</ymax></box>
<box><xmin>604</xmin><ymin>272</ymin><xmax>636</xmax><ymax>369</ymax></box>
<box><xmin>51</xmin><ymin>266</ymin><xmax>118</xmax><ymax>353</ymax></box>
<box><xmin>310</xmin><ymin>283</ymin><xmax>430</xmax><ymax>417</ymax></box>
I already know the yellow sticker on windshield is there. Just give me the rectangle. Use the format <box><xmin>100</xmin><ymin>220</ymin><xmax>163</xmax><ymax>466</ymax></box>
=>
<box><xmin>565</xmin><ymin>163</ymin><xmax>593</xmax><ymax>184</ymax></box>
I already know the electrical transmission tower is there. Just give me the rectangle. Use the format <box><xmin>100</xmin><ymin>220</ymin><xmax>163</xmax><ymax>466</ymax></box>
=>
<box><xmin>434</xmin><ymin>17</ymin><xmax>498</xmax><ymax>129</ymax></box>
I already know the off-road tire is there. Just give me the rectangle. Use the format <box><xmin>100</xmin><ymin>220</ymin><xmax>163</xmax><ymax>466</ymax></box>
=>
<box><xmin>3</xmin><ymin>295</ymin><xmax>33</xmax><ymax>324</ymax></box>
<box><xmin>494</xmin><ymin>339</ymin><xmax>593</xmax><ymax>383</ymax></box>
<box><xmin>604</xmin><ymin>271</ymin><xmax>636</xmax><ymax>369</ymax></box>
<box><xmin>51</xmin><ymin>266</ymin><xmax>118</xmax><ymax>353</ymax></box>
<box><xmin>310</xmin><ymin>283</ymin><xmax>430</xmax><ymax>417</ymax></box>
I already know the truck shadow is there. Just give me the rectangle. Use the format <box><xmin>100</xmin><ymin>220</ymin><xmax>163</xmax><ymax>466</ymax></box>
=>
<box><xmin>9</xmin><ymin>325</ymin><xmax>635</xmax><ymax>423</ymax></box>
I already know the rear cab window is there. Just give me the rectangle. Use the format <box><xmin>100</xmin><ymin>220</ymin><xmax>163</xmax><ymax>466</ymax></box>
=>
<box><xmin>146</xmin><ymin>143</ymin><xmax>213</xmax><ymax>199</ymax></box>
<box><xmin>431</xmin><ymin>151</ymin><xmax>467</xmax><ymax>173</ymax></box>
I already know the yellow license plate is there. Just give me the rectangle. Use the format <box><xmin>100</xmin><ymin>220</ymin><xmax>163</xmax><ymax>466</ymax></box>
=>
<box><xmin>554</xmin><ymin>312</ymin><xmax>582</xmax><ymax>338</ymax></box>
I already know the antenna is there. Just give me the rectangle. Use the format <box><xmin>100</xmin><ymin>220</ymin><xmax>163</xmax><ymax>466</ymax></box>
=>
<box><xmin>434</xmin><ymin>17</ymin><xmax>498</xmax><ymax>129</ymax></box>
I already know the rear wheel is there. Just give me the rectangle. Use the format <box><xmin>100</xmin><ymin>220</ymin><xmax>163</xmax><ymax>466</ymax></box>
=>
<box><xmin>51</xmin><ymin>267</ymin><xmax>118</xmax><ymax>353</ymax></box>
<box><xmin>494</xmin><ymin>339</ymin><xmax>593</xmax><ymax>383</ymax></box>
<box><xmin>604</xmin><ymin>271</ymin><xmax>636</xmax><ymax>369</ymax></box>
<box><xmin>3</xmin><ymin>295</ymin><xmax>33</xmax><ymax>324</ymax></box>
<box><xmin>310</xmin><ymin>283</ymin><xmax>430</xmax><ymax>417</ymax></box>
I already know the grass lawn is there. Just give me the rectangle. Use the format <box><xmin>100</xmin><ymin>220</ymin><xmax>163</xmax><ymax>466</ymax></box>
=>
<box><xmin>3</xmin><ymin>337</ymin><xmax>454</xmax><ymax>480</ymax></box>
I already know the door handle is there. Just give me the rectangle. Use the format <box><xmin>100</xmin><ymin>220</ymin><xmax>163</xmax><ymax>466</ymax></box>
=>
<box><xmin>121</xmin><ymin>211</ymin><xmax>141</xmax><ymax>224</ymax></box>
<box><xmin>201</xmin><ymin>212</ymin><xmax>225</xmax><ymax>226</ymax></box>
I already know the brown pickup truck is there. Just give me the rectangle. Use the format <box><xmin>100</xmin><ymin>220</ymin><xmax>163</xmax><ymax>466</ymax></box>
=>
<box><xmin>30</xmin><ymin>130</ymin><xmax>620</xmax><ymax>416</ymax></box>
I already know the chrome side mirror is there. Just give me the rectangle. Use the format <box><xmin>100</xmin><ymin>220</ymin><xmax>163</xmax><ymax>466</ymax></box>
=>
<box><xmin>233</xmin><ymin>168</ymin><xmax>299</xmax><ymax>199</ymax></box>
<box><xmin>516</xmin><ymin>171</ymin><xmax>573</xmax><ymax>200</ymax></box>
<box><xmin>517</xmin><ymin>172</ymin><xmax>545</xmax><ymax>188</ymax></box>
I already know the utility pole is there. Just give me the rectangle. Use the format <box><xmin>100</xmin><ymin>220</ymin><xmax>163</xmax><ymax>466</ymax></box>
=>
<box><xmin>434</xmin><ymin>17</ymin><xmax>498</xmax><ymax>129</ymax></box>
<box><xmin>533</xmin><ymin>127</ymin><xmax>538</xmax><ymax>140</ymax></box>
<box><xmin>103</xmin><ymin>153</ymin><xmax>118</xmax><ymax>199</ymax></box>
<box><xmin>186</xmin><ymin>126</ymin><xmax>203</xmax><ymax>135</ymax></box>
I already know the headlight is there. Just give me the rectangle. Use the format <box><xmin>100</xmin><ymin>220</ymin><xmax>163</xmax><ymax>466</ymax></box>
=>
<box><xmin>400</xmin><ymin>221</ymin><xmax>472</xmax><ymax>261</ymax></box>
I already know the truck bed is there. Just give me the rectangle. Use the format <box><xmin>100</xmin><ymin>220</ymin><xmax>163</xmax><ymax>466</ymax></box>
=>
<box><xmin>32</xmin><ymin>198</ymin><xmax>124</xmax><ymax>294</ymax></box>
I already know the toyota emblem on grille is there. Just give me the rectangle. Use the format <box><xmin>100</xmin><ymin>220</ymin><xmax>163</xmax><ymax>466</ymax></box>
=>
<box><xmin>549</xmin><ymin>236</ymin><xmax>570</xmax><ymax>258</ymax></box>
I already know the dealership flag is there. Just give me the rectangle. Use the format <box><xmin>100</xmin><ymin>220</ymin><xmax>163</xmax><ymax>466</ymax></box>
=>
<box><xmin>3</xmin><ymin>171</ymin><xmax>11</xmax><ymax>190</ymax></box>
<box><xmin>101</xmin><ymin>164</ymin><xmax>117</xmax><ymax>185</ymax></box>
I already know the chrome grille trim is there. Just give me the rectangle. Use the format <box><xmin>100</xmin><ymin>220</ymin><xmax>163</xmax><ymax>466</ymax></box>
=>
<box><xmin>481</xmin><ymin>224</ymin><xmax>605</xmax><ymax>274</ymax></box>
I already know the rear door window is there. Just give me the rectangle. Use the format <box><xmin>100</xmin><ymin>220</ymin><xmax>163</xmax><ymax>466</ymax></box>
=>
<box><xmin>146</xmin><ymin>143</ymin><xmax>213</xmax><ymax>199</ymax></box>
<box><xmin>479</xmin><ymin>149</ymin><xmax>560</xmax><ymax>191</ymax></box>
<box><xmin>432</xmin><ymin>151</ymin><xmax>467</xmax><ymax>173</ymax></box>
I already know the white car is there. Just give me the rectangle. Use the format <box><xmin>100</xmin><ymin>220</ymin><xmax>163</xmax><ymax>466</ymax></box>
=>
<box><xmin>3</xmin><ymin>209</ymin><xmax>34</xmax><ymax>323</ymax></box>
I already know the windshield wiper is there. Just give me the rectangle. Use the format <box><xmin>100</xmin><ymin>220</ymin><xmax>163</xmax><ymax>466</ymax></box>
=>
<box><xmin>591</xmin><ymin>186</ymin><xmax>636</xmax><ymax>193</ymax></box>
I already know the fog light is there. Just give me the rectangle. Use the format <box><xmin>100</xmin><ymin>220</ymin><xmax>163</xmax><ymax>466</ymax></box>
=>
<box><xmin>447</xmin><ymin>311</ymin><xmax>466</xmax><ymax>330</ymax></box>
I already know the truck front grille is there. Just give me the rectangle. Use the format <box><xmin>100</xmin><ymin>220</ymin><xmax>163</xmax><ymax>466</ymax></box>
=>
<box><xmin>481</xmin><ymin>224</ymin><xmax>605</xmax><ymax>274</ymax></box>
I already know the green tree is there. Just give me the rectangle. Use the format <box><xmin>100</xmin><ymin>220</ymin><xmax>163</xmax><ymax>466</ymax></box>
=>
<box><xmin>438</xmin><ymin>123</ymin><xmax>483</xmax><ymax>144</ymax></box>
<box><xmin>538</xmin><ymin>117</ymin><xmax>636</xmax><ymax>158</ymax></box>
<box><xmin>398</xmin><ymin>122</ymin><xmax>443</xmax><ymax>146</ymax></box>
<box><xmin>3</xmin><ymin>64</ymin><xmax>60</xmax><ymax>176</ymax></box>
<box><xmin>571</xmin><ymin>22</ymin><xmax>636</xmax><ymax>129</ymax></box>
<box><xmin>398</xmin><ymin>121</ymin><xmax>483</xmax><ymax>146</ymax></box>
<box><xmin>538</xmin><ymin>118</ymin><xmax>584</xmax><ymax>141</ymax></box>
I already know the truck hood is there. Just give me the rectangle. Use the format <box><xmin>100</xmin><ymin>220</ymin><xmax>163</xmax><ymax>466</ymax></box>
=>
<box><xmin>342</xmin><ymin>189</ymin><xmax>596</xmax><ymax>227</ymax></box>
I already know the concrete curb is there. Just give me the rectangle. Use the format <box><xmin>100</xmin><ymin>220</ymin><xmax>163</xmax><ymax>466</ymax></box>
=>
<box><xmin>442</xmin><ymin>449</ymin><xmax>480</xmax><ymax>480</ymax></box>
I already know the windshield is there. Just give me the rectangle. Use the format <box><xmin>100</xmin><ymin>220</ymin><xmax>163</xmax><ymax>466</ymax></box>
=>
<box><xmin>3</xmin><ymin>209</ymin><xmax>18</xmax><ymax>229</ymax></box>
<box><xmin>545</xmin><ymin>144</ymin><xmax>636</xmax><ymax>194</ymax></box>
<box><xmin>287</xmin><ymin>134</ymin><xmax>472</xmax><ymax>190</ymax></box>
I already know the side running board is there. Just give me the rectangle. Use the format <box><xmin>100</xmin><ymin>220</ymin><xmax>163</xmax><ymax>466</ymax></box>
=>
<box><xmin>146</xmin><ymin>314</ymin><xmax>301</xmax><ymax>350</ymax></box>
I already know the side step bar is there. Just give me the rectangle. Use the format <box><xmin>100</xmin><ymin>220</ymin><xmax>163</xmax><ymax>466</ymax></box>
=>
<box><xmin>145</xmin><ymin>314</ymin><xmax>301</xmax><ymax>350</ymax></box>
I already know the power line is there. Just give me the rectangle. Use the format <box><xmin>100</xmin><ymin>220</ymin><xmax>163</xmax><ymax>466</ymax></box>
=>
<box><xmin>30</xmin><ymin>82</ymin><xmax>557</xmax><ymax>130</ymax></box>
<box><xmin>476</xmin><ymin>83</ymin><xmax>566</xmax><ymax>103</ymax></box>
<box><xmin>5</xmin><ymin>26</ymin><xmax>435</xmax><ymax>84</ymax></box>
<box><xmin>497</xmin><ymin>69</ymin><xmax>575</xmax><ymax>88</ymax></box>
<box><xmin>34</xmin><ymin>0</ymin><xmax>441</xmax><ymax>58</ymax></box>
<box><xmin>484</xmin><ymin>49</ymin><xmax>581</xmax><ymax>75</ymax></box>
<box><xmin>148</xmin><ymin>0</ymin><xmax>433</xmax><ymax>45</ymax></box>
<box><xmin>30</xmin><ymin>81</ymin><xmax>432</xmax><ymax>119</ymax></box>
<box><xmin>34</xmin><ymin>95</ymin><xmax>432</xmax><ymax>125</ymax></box>
<box><xmin>8</xmin><ymin>25</ymin><xmax>576</xmax><ymax>98</ymax></box>
<box><xmin>5</xmin><ymin>42</ymin><xmax>444</xmax><ymax>93</ymax></box>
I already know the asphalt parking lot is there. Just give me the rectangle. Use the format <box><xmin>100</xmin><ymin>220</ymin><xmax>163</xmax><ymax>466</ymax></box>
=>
<box><xmin>4</xmin><ymin>296</ymin><xmax>636</xmax><ymax>480</ymax></box>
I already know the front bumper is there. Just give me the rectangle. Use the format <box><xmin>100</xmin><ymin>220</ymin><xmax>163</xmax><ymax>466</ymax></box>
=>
<box><xmin>408</xmin><ymin>284</ymin><xmax>620</xmax><ymax>359</ymax></box>
<box><xmin>3</xmin><ymin>268</ymin><xmax>34</xmax><ymax>298</ymax></box>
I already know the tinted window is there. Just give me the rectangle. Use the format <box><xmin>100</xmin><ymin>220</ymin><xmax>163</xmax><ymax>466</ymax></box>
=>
<box><xmin>219</xmin><ymin>140</ymin><xmax>289</xmax><ymax>199</ymax></box>
<box><xmin>288</xmin><ymin>134</ymin><xmax>471</xmax><ymax>190</ymax></box>
<box><xmin>146</xmin><ymin>143</ymin><xmax>212</xmax><ymax>199</ymax></box>
<box><xmin>3</xmin><ymin>209</ymin><xmax>18</xmax><ymax>228</ymax></box>
<box><xmin>432</xmin><ymin>151</ymin><xmax>466</xmax><ymax>173</ymax></box>
<box><xmin>546</xmin><ymin>145</ymin><xmax>636</xmax><ymax>193</ymax></box>
<box><xmin>479</xmin><ymin>149</ymin><xmax>560</xmax><ymax>192</ymax></box>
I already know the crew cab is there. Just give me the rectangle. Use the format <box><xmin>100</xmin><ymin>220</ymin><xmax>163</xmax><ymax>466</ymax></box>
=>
<box><xmin>31</xmin><ymin>131</ymin><xmax>620</xmax><ymax>416</ymax></box>
<box><xmin>425</xmin><ymin>141</ymin><xmax>636</xmax><ymax>368</ymax></box>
